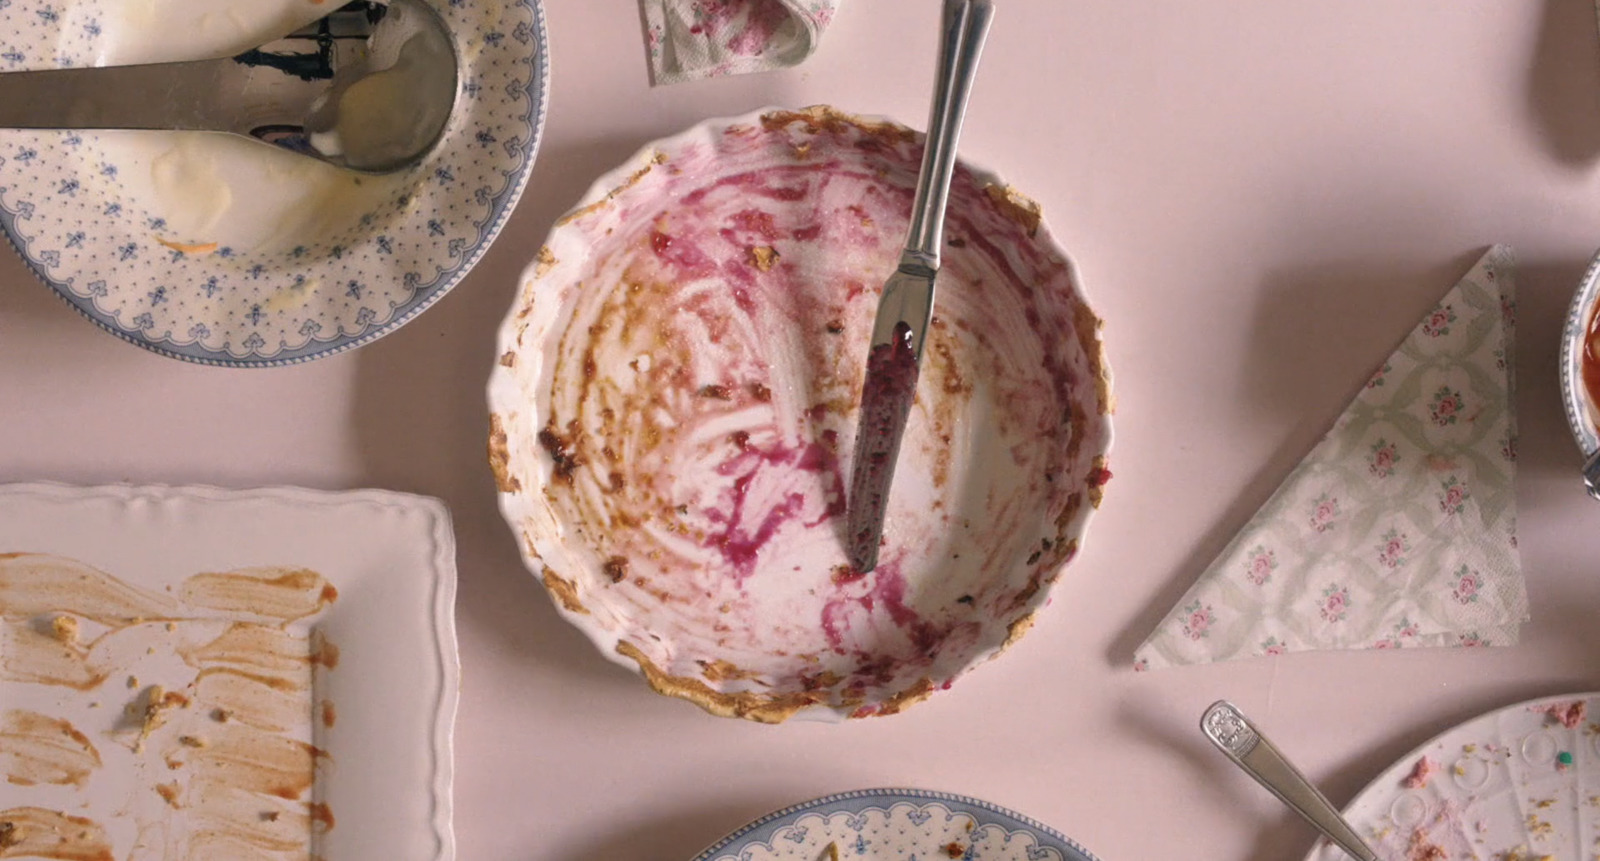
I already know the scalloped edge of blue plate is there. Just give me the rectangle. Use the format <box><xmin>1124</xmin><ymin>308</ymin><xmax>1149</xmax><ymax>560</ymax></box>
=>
<box><xmin>691</xmin><ymin>787</ymin><xmax>1101</xmax><ymax>861</ymax></box>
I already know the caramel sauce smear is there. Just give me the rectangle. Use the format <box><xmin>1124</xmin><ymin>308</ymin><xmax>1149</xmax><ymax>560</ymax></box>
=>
<box><xmin>0</xmin><ymin>554</ymin><xmax>340</xmax><ymax>860</ymax></box>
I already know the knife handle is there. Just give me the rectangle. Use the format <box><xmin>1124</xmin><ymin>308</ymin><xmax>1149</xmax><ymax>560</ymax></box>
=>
<box><xmin>904</xmin><ymin>0</ymin><xmax>993</xmax><ymax>271</ymax></box>
<box><xmin>1201</xmin><ymin>702</ymin><xmax>1381</xmax><ymax>861</ymax></box>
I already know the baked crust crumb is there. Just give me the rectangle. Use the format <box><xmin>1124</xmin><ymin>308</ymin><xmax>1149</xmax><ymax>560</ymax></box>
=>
<box><xmin>49</xmin><ymin>615</ymin><xmax>79</xmax><ymax>644</ymax></box>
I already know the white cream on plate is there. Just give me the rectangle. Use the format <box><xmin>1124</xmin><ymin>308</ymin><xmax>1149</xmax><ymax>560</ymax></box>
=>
<box><xmin>310</xmin><ymin>2</ymin><xmax>457</xmax><ymax>172</ymax></box>
<box><xmin>85</xmin><ymin>0</ymin><xmax>428</xmax><ymax>255</ymax></box>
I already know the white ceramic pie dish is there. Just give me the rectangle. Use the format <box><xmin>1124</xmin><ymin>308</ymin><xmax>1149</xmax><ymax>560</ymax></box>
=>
<box><xmin>489</xmin><ymin>106</ymin><xmax>1113</xmax><ymax>722</ymax></box>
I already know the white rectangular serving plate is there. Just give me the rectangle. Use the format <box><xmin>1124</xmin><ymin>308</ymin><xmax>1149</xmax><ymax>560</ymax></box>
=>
<box><xmin>0</xmin><ymin>483</ymin><xmax>459</xmax><ymax>861</ymax></box>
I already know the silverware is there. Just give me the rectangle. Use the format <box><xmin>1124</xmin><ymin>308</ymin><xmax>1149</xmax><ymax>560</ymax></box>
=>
<box><xmin>0</xmin><ymin>0</ymin><xmax>458</xmax><ymax>173</ymax></box>
<box><xmin>846</xmin><ymin>0</ymin><xmax>993</xmax><ymax>573</ymax></box>
<box><xmin>1201</xmin><ymin>701</ymin><xmax>1381</xmax><ymax>861</ymax></box>
<box><xmin>1584</xmin><ymin>448</ymin><xmax>1600</xmax><ymax>501</ymax></box>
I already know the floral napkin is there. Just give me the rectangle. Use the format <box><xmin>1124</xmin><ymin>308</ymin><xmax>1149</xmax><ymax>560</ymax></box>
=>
<box><xmin>640</xmin><ymin>0</ymin><xmax>839</xmax><ymax>85</ymax></box>
<box><xmin>1135</xmin><ymin>246</ymin><xmax>1527</xmax><ymax>670</ymax></box>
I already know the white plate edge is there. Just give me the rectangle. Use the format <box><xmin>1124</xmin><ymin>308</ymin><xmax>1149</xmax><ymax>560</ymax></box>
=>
<box><xmin>1301</xmin><ymin>690</ymin><xmax>1600</xmax><ymax>861</ymax></box>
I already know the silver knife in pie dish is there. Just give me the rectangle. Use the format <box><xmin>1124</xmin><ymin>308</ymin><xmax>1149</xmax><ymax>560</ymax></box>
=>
<box><xmin>845</xmin><ymin>0</ymin><xmax>994</xmax><ymax>574</ymax></box>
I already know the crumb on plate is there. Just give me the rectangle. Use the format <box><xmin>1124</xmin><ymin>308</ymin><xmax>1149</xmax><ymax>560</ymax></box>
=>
<box><xmin>1536</xmin><ymin>700</ymin><xmax>1586</xmax><ymax>729</ymax></box>
<box><xmin>134</xmin><ymin>685</ymin><xmax>189</xmax><ymax>752</ymax></box>
<box><xmin>1408</xmin><ymin>828</ymin><xmax>1446</xmax><ymax>861</ymax></box>
<box><xmin>1403</xmin><ymin>755</ymin><xmax>1437</xmax><ymax>789</ymax></box>
<box><xmin>748</xmin><ymin>245</ymin><xmax>779</xmax><ymax>271</ymax></box>
<box><xmin>49</xmin><ymin>614</ymin><xmax>78</xmax><ymax>644</ymax></box>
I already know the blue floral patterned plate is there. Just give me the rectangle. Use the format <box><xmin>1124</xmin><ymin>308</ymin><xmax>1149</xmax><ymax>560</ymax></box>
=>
<box><xmin>692</xmin><ymin>789</ymin><xmax>1101</xmax><ymax>861</ymax></box>
<box><xmin>0</xmin><ymin>0</ymin><xmax>548</xmax><ymax>366</ymax></box>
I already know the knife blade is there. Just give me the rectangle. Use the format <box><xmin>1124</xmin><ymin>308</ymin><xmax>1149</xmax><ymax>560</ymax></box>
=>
<box><xmin>845</xmin><ymin>0</ymin><xmax>993</xmax><ymax>573</ymax></box>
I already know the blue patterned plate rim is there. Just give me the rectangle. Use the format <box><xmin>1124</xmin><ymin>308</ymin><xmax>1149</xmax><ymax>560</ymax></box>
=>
<box><xmin>690</xmin><ymin>787</ymin><xmax>1101</xmax><ymax>861</ymax></box>
<box><xmin>0</xmin><ymin>0</ymin><xmax>549</xmax><ymax>368</ymax></box>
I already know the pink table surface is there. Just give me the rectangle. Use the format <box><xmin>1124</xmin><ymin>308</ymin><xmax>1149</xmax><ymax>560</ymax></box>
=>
<box><xmin>5</xmin><ymin>2</ymin><xmax>1600</xmax><ymax>859</ymax></box>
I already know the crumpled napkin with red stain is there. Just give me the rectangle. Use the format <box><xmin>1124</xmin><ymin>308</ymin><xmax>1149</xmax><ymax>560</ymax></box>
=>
<box><xmin>641</xmin><ymin>0</ymin><xmax>840</xmax><ymax>85</ymax></box>
<box><xmin>1134</xmin><ymin>246</ymin><xmax>1528</xmax><ymax>670</ymax></box>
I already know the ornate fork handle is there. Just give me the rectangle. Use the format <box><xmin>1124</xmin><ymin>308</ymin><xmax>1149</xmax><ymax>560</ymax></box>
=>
<box><xmin>1201</xmin><ymin>701</ymin><xmax>1381</xmax><ymax>861</ymax></box>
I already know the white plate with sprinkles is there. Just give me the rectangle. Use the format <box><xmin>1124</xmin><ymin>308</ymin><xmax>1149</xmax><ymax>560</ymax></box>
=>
<box><xmin>0</xmin><ymin>0</ymin><xmax>547</xmax><ymax>366</ymax></box>
<box><xmin>1304</xmin><ymin>693</ymin><xmax>1600</xmax><ymax>861</ymax></box>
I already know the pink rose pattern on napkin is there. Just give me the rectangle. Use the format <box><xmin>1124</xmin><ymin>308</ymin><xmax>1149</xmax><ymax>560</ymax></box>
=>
<box><xmin>642</xmin><ymin>0</ymin><xmax>839</xmax><ymax>85</ymax></box>
<box><xmin>1135</xmin><ymin>247</ymin><xmax>1527</xmax><ymax>669</ymax></box>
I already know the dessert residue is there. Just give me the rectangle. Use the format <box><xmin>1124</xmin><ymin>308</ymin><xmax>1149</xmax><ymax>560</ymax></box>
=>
<box><xmin>1401</xmin><ymin>755</ymin><xmax>1436</xmax><ymax>789</ymax></box>
<box><xmin>1406</xmin><ymin>828</ymin><xmax>1446</xmax><ymax>861</ymax></box>
<box><xmin>518</xmin><ymin>108</ymin><xmax>1108</xmax><ymax>714</ymax></box>
<box><xmin>1531</xmin><ymin>699</ymin><xmax>1585</xmax><ymax>729</ymax></box>
<box><xmin>1584</xmin><ymin>303</ymin><xmax>1600</xmax><ymax>427</ymax></box>
<box><xmin>846</xmin><ymin>319</ymin><xmax>921</xmax><ymax>572</ymax></box>
<box><xmin>307</xmin><ymin>0</ymin><xmax>456</xmax><ymax>172</ymax></box>
<box><xmin>0</xmin><ymin>710</ymin><xmax>100</xmax><ymax>788</ymax></box>
<box><xmin>0</xmin><ymin>806</ymin><xmax>113</xmax><ymax>861</ymax></box>
<box><xmin>0</xmin><ymin>553</ymin><xmax>339</xmax><ymax>860</ymax></box>
<box><xmin>84</xmin><ymin>1</ymin><xmax>422</xmax><ymax>258</ymax></box>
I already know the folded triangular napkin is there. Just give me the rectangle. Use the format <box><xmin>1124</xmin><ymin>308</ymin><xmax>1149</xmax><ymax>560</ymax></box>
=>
<box><xmin>1135</xmin><ymin>246</ymin><xmax>1526</xmax><ymax>670</ymax></box>
<box><xmin>640</xmin><ymin>0</ymin><xmax>839</xmax><ymax>86</ymax></box>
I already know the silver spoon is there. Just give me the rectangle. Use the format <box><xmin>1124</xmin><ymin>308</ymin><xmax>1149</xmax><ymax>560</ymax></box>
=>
<box><xmin>1201</xmin><ymin>701</ymin><xmax>1381</xmax><ymax>861</ymax></box>
<box><xmin>0</xmin><ymin>0</ymin><xmax>458</xmax><ymax>173</ymax></box>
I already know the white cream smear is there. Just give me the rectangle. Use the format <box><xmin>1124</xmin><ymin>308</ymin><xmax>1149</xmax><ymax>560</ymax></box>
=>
<box><xmin>262</xmin><ymin>276</ymin><xmax>320</xmax><ymax>313</ymax></box>
<box><xmin>89</xmin><ymin>1</ymin><xmax>420</xmax><ymax>255</ymax></box>
<box><xmin>148</xmin><ymin>137</ymin><xmax>232</xmax><ymax>239</ymax></box>
<box><xmin>109</xmin><ymin>2</ymin><xmax>327</xmax><ymax>63</ymax></box>
<box><xmin>310</xmin><ymin>4</ymin><xmax>456</xmax><ymax>172</ymax></box>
